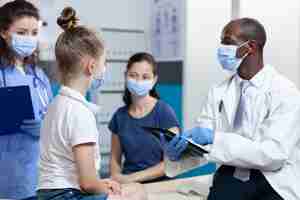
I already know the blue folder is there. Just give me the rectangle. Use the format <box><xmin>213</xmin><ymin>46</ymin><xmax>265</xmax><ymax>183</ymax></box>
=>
<box><xmin>0</xmin><ymin>85</ymin><xmax>34</xmax><ymax>135</ymax></box>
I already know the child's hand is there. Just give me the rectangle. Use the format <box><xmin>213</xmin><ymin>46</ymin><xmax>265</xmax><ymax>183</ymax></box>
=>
<box><xmin>102</xmin><ymin>179</ymin><xmax>122</xmax><ymax>195</ymax></box>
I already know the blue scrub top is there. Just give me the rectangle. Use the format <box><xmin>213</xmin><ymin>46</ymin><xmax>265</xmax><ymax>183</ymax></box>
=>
<box><xmin>0</xmin><ymin>64</ymin><xmax>52</xmax><ymax>199</ymax></box>
<box><xmin>109</xmin><ymin>100</ymin><xmax>180</xmax><ymax>174</ymax></box>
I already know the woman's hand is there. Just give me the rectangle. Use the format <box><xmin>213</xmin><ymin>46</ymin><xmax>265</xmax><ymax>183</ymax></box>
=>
<box><xmin>112</xmin><ymin>173</ymin><xmax>135</xmax><ymax>184</ymax></box>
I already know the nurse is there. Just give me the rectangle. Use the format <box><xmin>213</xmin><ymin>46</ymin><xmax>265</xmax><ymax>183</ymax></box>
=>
<box><xmin>0</xmin><ymin>1</ymin><xmax>52</xmax><ymax>199</ymax></box>
<box><xmin>109</xmin><ymin>52</ymin><xmax>180</xmax><ymax>184</ymax></box>
<box><xmin>163</xmin><ymin>18</ymin><xmax>300</xmax><ymax>200</ymax></box>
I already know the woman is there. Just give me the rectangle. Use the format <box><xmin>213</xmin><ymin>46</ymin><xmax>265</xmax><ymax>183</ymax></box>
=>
<box><xmin>0</xmin><ymin>1</ymin><xmax>52</xmax><ymax>199</ymax></box>
<box><xmin>109</xmin><ymin>52</ymin><xmax>180</xmax><ymax>184</ymax></box>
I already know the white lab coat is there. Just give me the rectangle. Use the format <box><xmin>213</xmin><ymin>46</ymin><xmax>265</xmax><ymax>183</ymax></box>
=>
<box><xmin>166</xmin><ymin>65</ymin><xmax>300</xmax><ymax>200</ymax></box>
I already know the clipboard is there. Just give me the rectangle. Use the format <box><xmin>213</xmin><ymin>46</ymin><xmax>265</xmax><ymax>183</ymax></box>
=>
<box><xmin>141</xmin><ymin>126</ymin><xmax>209</xmax><ymax>156</ymax></box>
<box><xmin>0</xmin><ymin>85</ymin><xmax>34</xmax><ymax>135</ymax></box>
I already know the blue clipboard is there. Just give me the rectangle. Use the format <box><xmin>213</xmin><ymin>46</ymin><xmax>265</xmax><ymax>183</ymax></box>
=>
<box><xmin>0</xmin><ymin>85</ymin><xmax>34</xmax><ymax>135</ymax></box>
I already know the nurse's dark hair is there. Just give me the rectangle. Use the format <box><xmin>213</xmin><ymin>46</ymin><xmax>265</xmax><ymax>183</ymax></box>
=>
<box><xmin>56</xmin><ymin>7</ymin><xmax>104</xmax><ymax>84</ymax></box>
<box><xmin>0</xmin><ymin>0</ymin><xmax>40</xmax><ymax>66</ymax></box>
<box><xmin>123</xmin><ymin>52</ymin><xmax>160</xmax><ymax>106</ymax></box>
<box><xmin>236</xmin><ymin>18</ymin><xmax>267</xmax><ymax>51</ymax></box>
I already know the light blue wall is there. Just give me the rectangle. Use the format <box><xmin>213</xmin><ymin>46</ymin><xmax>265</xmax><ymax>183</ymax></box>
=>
<box><xmin>156</xmin><ymin>84</ymin><xmax>183</xmax><ymax>125</ymax></box>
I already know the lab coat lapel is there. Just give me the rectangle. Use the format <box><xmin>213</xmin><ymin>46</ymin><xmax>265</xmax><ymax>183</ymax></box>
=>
<box><xmin>222</xmin><ymin>77</ymin><xmax>238</xmax><ymax>128</ymax></box>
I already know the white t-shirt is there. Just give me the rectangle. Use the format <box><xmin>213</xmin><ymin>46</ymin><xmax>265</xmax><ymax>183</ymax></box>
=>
<box><xmin>38</xmin><ymin>86</ymin><xmax>100</xmax><ymax>190</ymax></box>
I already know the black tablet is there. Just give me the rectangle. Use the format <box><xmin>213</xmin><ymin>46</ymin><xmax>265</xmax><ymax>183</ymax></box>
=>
<box><xmin>141</xmin><ymin>126</ymin><xmax>209</xmax><ymax>156</ymax></box>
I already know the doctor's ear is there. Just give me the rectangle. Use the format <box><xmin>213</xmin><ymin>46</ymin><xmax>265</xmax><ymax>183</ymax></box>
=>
<box><xmin>238</xmin><ymin>41</ymin><xmax>254</xmax><ymax>58</ymax></box>
<box><xmin>246</xmin><ymin>40</ymin><xmax>259</xmax><ymax>54</ymax></box>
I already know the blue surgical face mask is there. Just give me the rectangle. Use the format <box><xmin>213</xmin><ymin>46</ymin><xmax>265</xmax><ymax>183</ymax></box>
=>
<box><xmin>90</xmin><ymin>66</ymin><xmax>106</xmax><ymax>91</ymax></box>
<box><xmin>217</xmin><ymin>41</ymin><xmax>249</xmax><ymax>72</ymax></box>
<box><xmin>126</xmin><ymin>78</ymin><xmax>155</xmax><ymax>97</ymax></box>
<box><xmin>11</xmin><ymin>33</ymin><xmax>38</xmax><ymax>58</ymax></box>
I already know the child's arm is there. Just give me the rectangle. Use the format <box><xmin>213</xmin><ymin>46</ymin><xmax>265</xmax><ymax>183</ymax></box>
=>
<box><xmin>73</xmin><ymin>143</ymin><xmax>121</xmax><ymax>195</ymax></box>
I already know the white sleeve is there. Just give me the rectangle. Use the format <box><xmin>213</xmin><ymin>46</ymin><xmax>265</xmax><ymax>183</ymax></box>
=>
<box><xmin>208</xmin><ymin>93</ymin><xmax>300</xmax><ymax>171</ymax></box>
<box><xmin>68</xmin><ymin>106</ymin><xmax>99</xmax><ymax>147</ymax></box>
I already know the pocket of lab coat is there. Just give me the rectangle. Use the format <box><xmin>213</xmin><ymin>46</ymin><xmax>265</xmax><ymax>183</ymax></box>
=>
<box><xmin>215</xmin><ymin>109</ymin><xmax>229</xmax><ymax>133</ymax></box>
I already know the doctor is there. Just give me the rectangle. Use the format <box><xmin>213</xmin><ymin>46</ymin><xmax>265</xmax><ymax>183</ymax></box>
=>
<box><xmin>0</xmin><ymin>1</ymin><xmax>52</xmax><ymax>199</ymax></box>
<box><xmin>162</xmin><ymin>18</ymin><xmax>300</xmax><ymax>200</ymax></box>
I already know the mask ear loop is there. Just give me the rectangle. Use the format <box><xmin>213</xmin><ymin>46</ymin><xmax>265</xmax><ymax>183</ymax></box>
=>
<box><xmin>237</xmin><ymin>40</ymin><xmax>250</xmax><ymax>59</ymax></box>
<box><xmin>32</xmin><ymin>67</ymin><xmax>49</xmax><ymax>118</ymax></box>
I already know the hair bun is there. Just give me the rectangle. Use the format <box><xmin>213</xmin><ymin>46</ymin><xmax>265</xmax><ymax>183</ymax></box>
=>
<box><xmin>57</xmin><ymin>7</ymin><xmax>78</xmax><ymax>31</ymax></box>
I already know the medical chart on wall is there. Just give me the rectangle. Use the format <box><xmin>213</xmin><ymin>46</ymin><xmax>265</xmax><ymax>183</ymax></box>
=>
<box><xmin>151</xmin><ymin>0</ymin><xmax>184</xmax><ymax>60</ymax></box>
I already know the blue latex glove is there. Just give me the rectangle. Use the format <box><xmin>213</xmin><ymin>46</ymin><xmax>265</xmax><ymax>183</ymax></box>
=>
<box><xmin>160</xmin><ymin>133</ymin><xmax>188</xmax><ymax>161</ymax></box>
<box><xmin>182</xmin><ymin>127</ymin><xmax>214</xmax><ymax>145</ymax></box>
<box><xmin>19</xmin><ymin>119</ymin><xmax>41</xmax><ymax>138</ymax></box>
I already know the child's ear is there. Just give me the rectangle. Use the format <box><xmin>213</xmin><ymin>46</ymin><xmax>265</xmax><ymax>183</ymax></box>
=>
<box><xmin>84</xmin><ymin>58</ymin><xmax>96</xmax><ymax>76</ymax></box>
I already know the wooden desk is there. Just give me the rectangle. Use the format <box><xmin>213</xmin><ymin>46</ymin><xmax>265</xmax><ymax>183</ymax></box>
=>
<box><xmin>144</xmin><ymin>175</ymin><xmax>212</xmax><ymax>200</ymax></box>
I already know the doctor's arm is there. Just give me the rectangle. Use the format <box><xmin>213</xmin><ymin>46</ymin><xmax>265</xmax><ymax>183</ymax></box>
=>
<box><xmin>209</xmin><ymin>102</ymin><xmax>300</xmax><ymax>172</ymax></box>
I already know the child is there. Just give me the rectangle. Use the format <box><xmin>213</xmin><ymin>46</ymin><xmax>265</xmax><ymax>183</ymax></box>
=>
<box><xmin>37</xmin><ymin>7</ymin><xmax>146</xmax><ymax>200</ymax></box>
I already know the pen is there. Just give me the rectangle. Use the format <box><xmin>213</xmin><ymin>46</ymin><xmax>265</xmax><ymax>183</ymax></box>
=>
<box><xmin>195</xmin><ymin>115</ymin><xmax>217</xmax><ymax>123</ymax></box>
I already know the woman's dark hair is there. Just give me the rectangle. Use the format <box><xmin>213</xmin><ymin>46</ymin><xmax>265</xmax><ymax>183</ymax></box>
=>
<box><xmin>0</xmin><ymin>0</ymin><xmax>40</xmax><ymax>66</ymax></box>
<box><xmin>123</xmin><ymin>52</ymin><xmax>160</xmax><ymax>106</ymax></box>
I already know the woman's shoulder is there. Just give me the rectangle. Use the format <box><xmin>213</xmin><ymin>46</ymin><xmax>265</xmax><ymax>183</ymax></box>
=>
<box><xmin>155</xmin><ymin>100</ymin><xmax>174</xmax><ymax>112</ymax></box>
<box><xmin>113</xmin><ymin>105</ymin><xmax>129</xmax><ymax>117</ymax></box>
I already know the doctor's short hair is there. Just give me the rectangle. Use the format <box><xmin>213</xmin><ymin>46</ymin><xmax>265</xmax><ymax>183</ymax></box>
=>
<box><xmin>55</xmin><ymin>7</ymin><xmax>104</xmax><ymax>84</ymax></box>
<box><xmin>0</xmin><ymin>0</ymin><xmax>40</xmax><ymax>66</ymax></box>
<box><xmin>123</xmin><ymin>52</ymin><xmax>160</xmax><ymax>106</ymax></box>
<box><xmin>236</xmin><ymin>18</ymin><xmax>267</xmax><ymax>50</ymax></box>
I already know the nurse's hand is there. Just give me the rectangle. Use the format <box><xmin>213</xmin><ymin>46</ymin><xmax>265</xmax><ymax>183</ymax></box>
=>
<box><xmin>160</xmin><ymin>133</ymin><xmax>188</xmax><ymax>161</ymax></box>
<box><xmin>183</xmin><ymin>127</ymin><xmax>214</xmax><ymax>145</ymax></box>
<box><xmin>19</xmin><ymin>119</ymin><xmax>41</xmax><ymax>138</ymax></box>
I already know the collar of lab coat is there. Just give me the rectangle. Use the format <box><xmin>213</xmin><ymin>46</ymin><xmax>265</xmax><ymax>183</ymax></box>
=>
<box><xmin>235</xmin><ymin>65</ymin><xmax>271</xmax><ymax>88</ymax></box>
<box><xmin>222</xmin><ymin>65</ymin><xmax>271</xmax><ymax>127</ymax></box>
<box><xmin>59</xmin><ymin>86</ymin><xmax>100</xmax><ymax>115</ymax></box>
